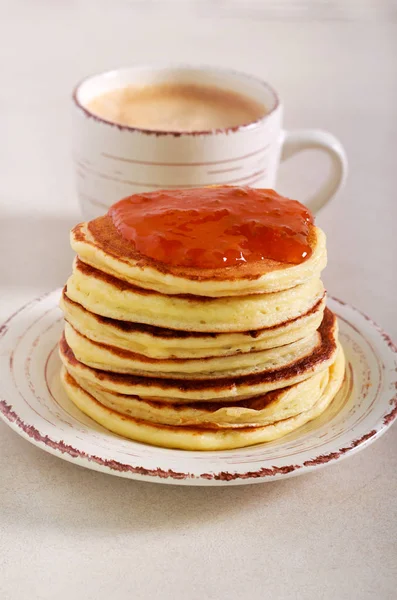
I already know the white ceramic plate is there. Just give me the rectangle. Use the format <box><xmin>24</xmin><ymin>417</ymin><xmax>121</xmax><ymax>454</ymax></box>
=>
<box><xmin>0</xmin><ymin>290</ymin><xmax>396</xmax><ymax>485</ymax></box>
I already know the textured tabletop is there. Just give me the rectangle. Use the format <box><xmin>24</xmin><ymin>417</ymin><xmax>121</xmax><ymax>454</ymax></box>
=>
<box><xmin>1</xmin><ymin>2</ymin><xmax>396</xmax><ymax>599</ymax></box>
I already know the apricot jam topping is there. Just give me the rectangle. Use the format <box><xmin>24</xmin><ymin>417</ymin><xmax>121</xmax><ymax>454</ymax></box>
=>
<box><xmin>109</xmin><ymin>187</ymin><xmax>314</xmax><ymax>269</ymax></box>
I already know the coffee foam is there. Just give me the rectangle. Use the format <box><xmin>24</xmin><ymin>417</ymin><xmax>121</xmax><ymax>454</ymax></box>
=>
<box><xmin>86</xmin><ymin>83</ymin><xmax>266</xmax><ymax>131</ymax></box>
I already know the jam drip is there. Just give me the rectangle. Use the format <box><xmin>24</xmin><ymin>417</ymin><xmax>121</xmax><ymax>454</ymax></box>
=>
<box><xmin>109</xmin><ymin>187</ymin><xmax>314</xmax><ymax>269</ymax></box>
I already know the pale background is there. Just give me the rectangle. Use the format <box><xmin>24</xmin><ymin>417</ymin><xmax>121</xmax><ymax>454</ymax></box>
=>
<box><xmin>1</xmin><ymin>1</ymin><xmax>397</xmax><ymax>599</ymax></box>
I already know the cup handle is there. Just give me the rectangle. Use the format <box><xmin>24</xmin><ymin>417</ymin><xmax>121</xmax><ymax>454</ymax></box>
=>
<box><xmin>281</xmin><ymin>129</ymin><xmax>348</xmax><ymax>214</ymax></box>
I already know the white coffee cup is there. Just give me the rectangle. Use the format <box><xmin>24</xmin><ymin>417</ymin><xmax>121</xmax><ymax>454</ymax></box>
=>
<box><xmin>73</xmin><ymin>65</ymin><xmax>347</xmax><ymax>220</ymax></box>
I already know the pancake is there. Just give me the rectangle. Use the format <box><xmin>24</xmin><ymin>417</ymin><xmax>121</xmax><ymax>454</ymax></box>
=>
<box><xmin>59</xmin><ymin>307</ymin><xmax>338</xmax><ymax>402</ymax></box>
<box><xmin>60</xmin><ymin>290</ymin><xmax>326</xmax><ymax>359</ymax></box>
<box><xmin>71</xmin><ymin>218</ymin><xmax>327</xmax><ymax>297</ymax></box>
<box><xmin>60</xmin><ymin>344</ymin><xmax>345</xmax><ymax>450</ymax></box>
<box><xmin>64</xmin><ymin>320</ymin><xmax>321</xmax><ymax>379</ymax></box>
<box><xmin>68</xmin><ymin>366</ymin><xmax>330</xmax><ymax>428</ymax></box>
<box><xmin>66</xmin><ymin>258</ymin><xmax>325</xmax><ymax>332</ymax></box>
<box><xmin>60</xmin><ymin>186</ymin><xmax>344</xmax><ymax>451</ymax></box>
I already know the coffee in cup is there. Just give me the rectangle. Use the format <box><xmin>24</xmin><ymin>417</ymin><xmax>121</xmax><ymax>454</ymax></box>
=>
<box><xmin>73</xmin><ymin>65</ymin><xmax>347</xmax><ymax>219</ymax></box>
<box><xmin>86</xmin><ymin>83</ymin><xmax>266</xmax><ymax>132</ymax></box>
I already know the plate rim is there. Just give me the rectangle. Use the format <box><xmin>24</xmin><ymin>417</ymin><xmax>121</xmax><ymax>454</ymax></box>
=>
<box><xmin>0</xmin><ymin>290</ymin><xmax>396</xmax><ymax>485</ymax></box>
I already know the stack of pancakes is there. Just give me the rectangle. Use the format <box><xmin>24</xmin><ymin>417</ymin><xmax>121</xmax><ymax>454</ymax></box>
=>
<box><xmin>59</xmin><ymin>197</ymin><xmax>345</xmax><ymax>450</ymax></box>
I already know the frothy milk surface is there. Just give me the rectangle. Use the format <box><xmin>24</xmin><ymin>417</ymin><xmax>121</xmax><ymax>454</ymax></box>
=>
<box><xmin>86</xmin><ymin>83</ymin><xmax>266</xmax><ymax>131</ymax></box>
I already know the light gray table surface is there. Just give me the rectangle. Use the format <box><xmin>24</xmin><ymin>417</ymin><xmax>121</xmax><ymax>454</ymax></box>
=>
<box><xmin>1</xmin><ymin>3</ymin><xmax>396</xmax><ymax>599</ymax></box>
